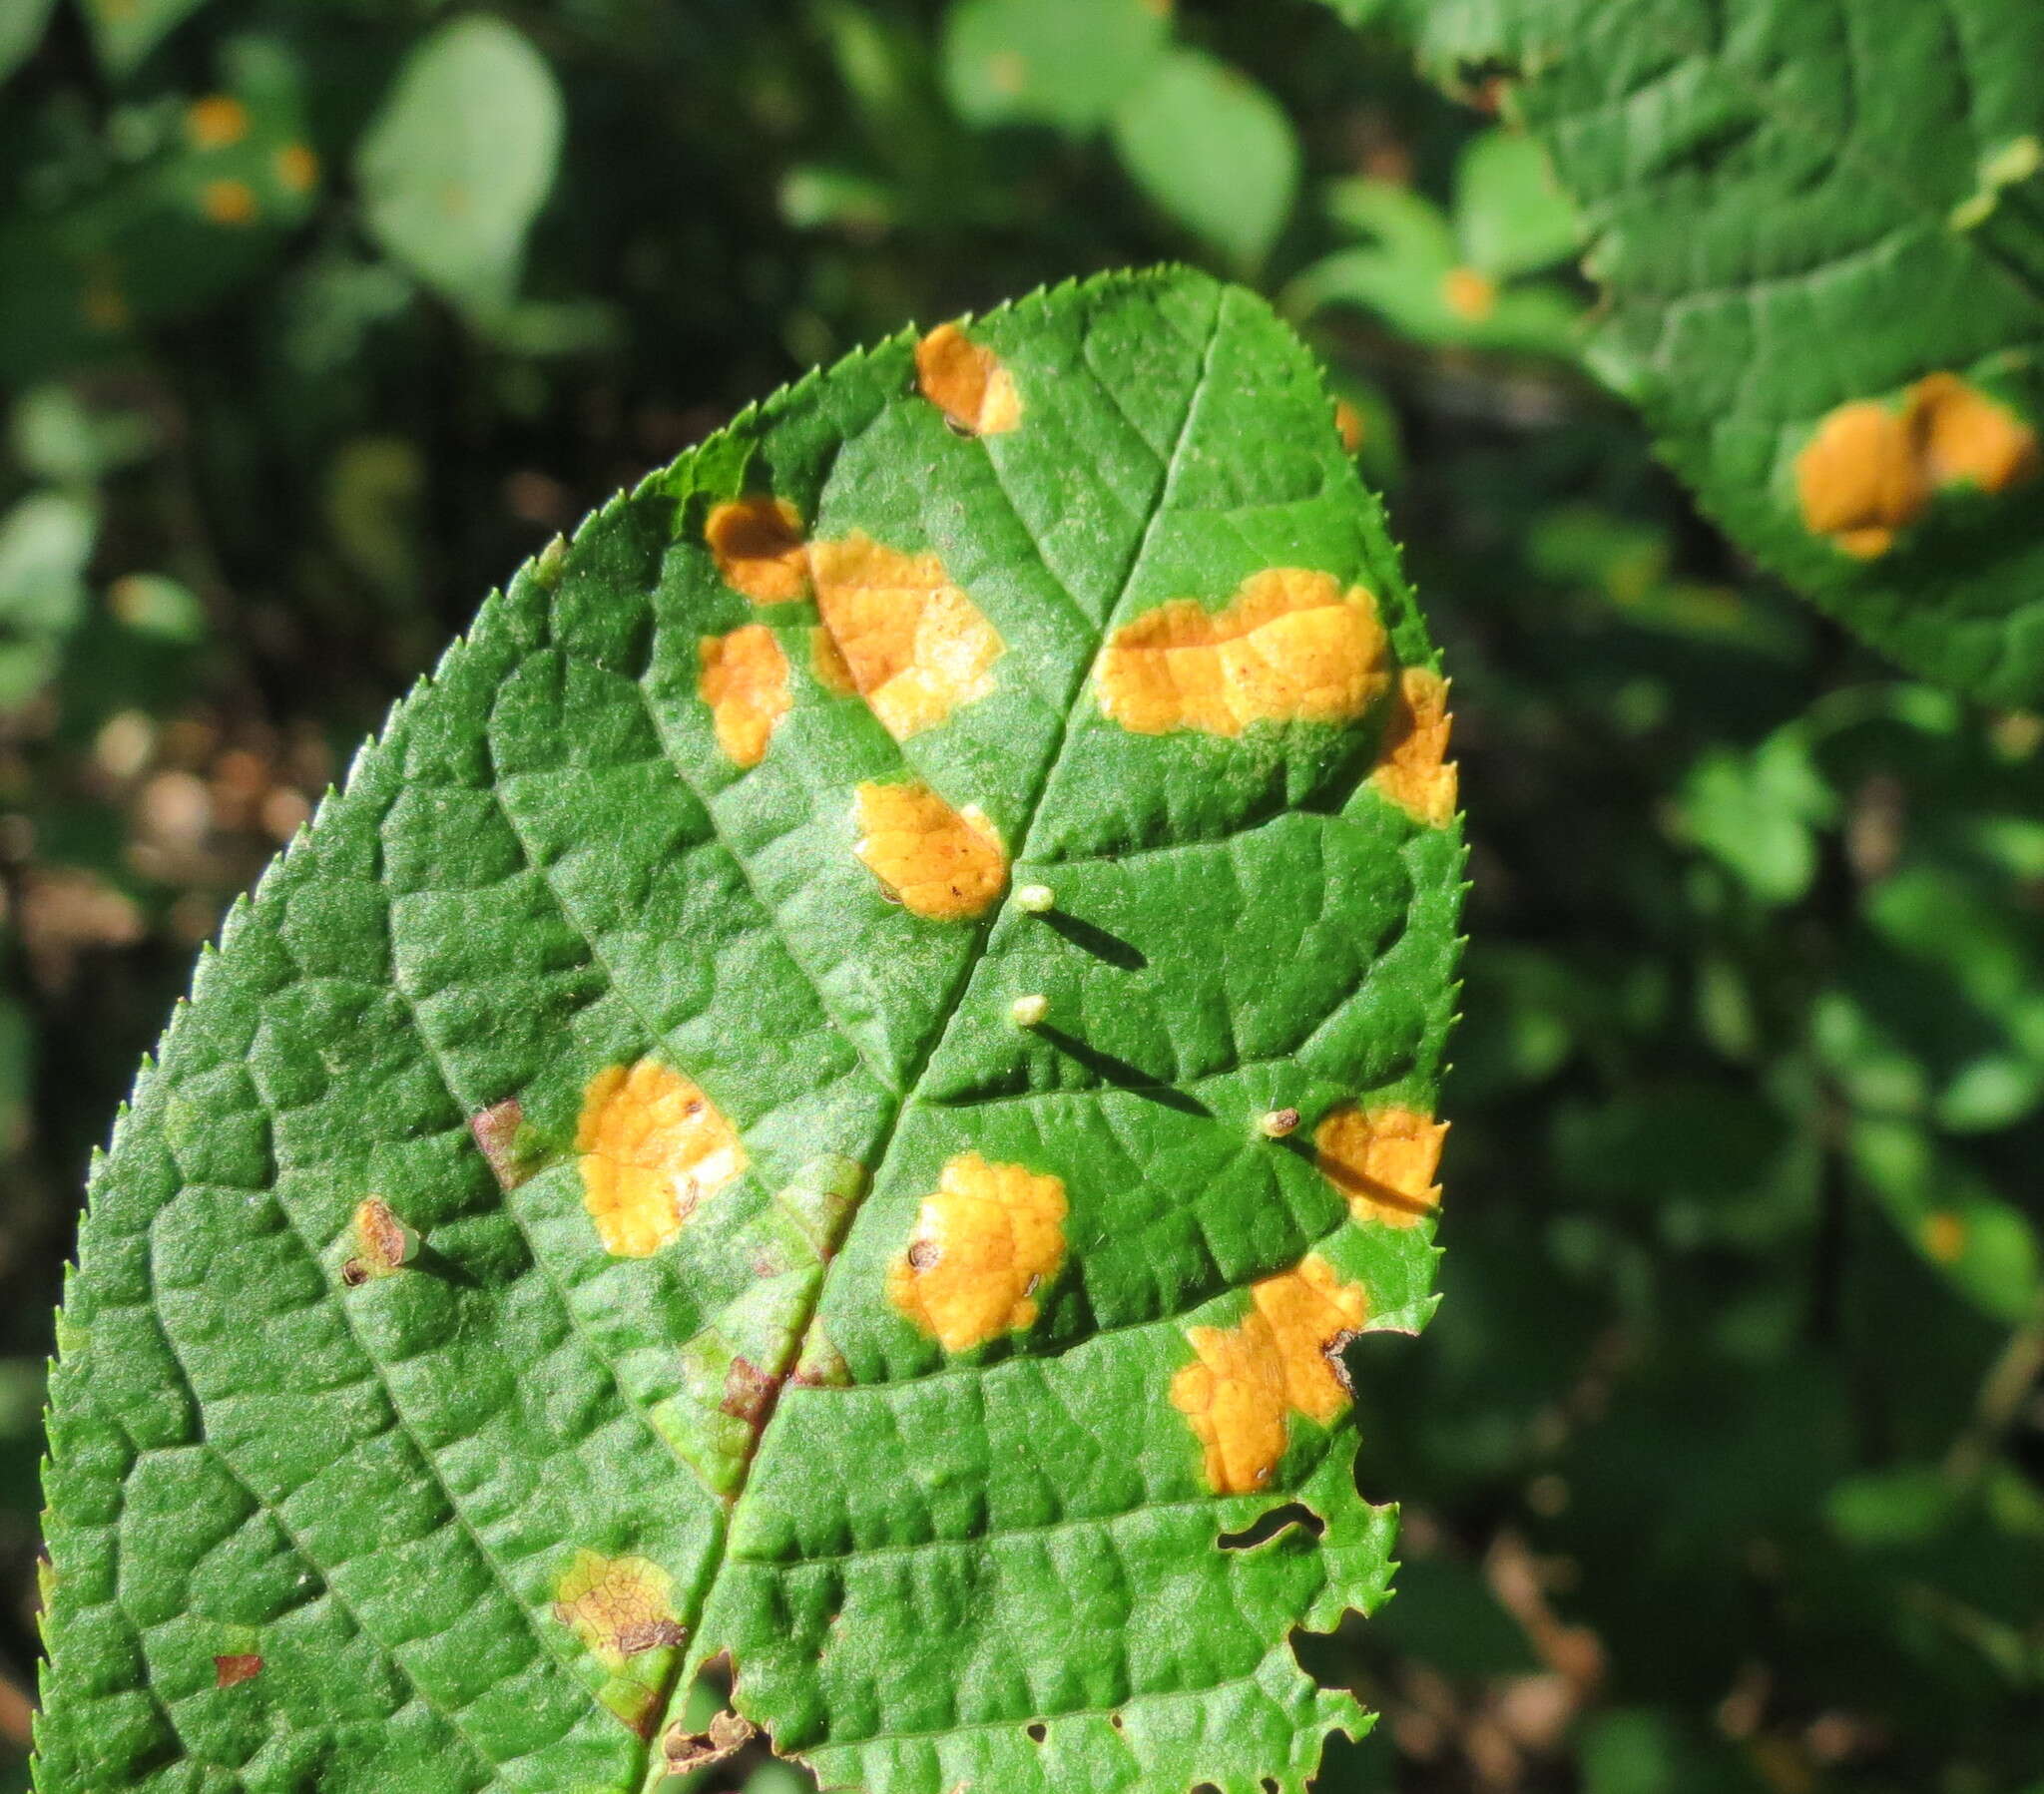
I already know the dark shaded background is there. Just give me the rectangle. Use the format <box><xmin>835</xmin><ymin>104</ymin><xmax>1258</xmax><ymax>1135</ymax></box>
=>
<box><xmin>2</xmin><ymin>3</ymin><xmax>2041</xmax><ymax>1790</ymax></box>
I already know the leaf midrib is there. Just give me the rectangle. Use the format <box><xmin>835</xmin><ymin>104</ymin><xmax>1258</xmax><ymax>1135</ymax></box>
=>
<box><xmin>630</xmin><ymin>286</ymin><xmax>1234</xmax><ymax>1784</ymax></box>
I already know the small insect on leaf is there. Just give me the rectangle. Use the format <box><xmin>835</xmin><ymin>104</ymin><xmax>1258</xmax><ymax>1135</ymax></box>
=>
<box><xmin>36</xmin><ymin>268</ymin><xmax>1462</xmax><ymax>1794</ymax></box>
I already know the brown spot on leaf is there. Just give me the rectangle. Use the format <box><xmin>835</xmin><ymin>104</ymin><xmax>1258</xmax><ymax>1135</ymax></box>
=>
<box><xmin>706</xmin><ymin>497</ymin><xmax>810</xmax><ymax>604</ymax></box>
<box><xmin>1096</xmin><ymin>569</ymin><xmax>1391</xmax><ymax>737</ymax></box>
<box><xmin>720</xmin><ymin>1355</ymin><xmax>778</xmax><ymax>1427</ymax></box>
<box><xmin>552</xmin><ymin>1551</ymin><xmax>685</xmax><ymax>1669</ymax></box>
<box><xmin>698</xmin><ymin>624</ymin><xmax>791</xmax><ymax>767</ymax></box>
<box><xmin>1171</xmin><ymin>1255</ymin><xmax>1369</xmax><ymax>1494</ymax></box>
<box><xmin>343</xmin><ymin>1196</ymin><xmax>417</xmax><ymax>1284</ymax></box>
<box><xmin>887</xmin><ymin>1152</ymin><xmax>1067</xmax><ymax>1351</ymax></box>
<box><xmin>1314</xmin><ymin>1104</ymin><xmax>1446</xmax><ymax>1229</ymax></box>
<box><xmin>1371</xmin><ymin>666</ymin><xmax>1457</xmax><ymax>827</ymax></box>
<box><xmin>664</xmin><ymin>1709</ymin><xmax>757</xmax><ymax>1774</ymax></box>
<box><xmin>810</xmin><ymin>533</ymin><xmax>1003</xmax><ymax>740</ymax></box>
<box><xmin>214</xmin><ymin>1653</ymin><xmax>261</xmax><ymax>1688</ymax></box>
<box><xmin>915</xmin><ymin>321</ymin><xmax>1023</xmax><ymax>436</ymax></box>
<box><xmin>469</xmin><ymin>1098</ymin><xmax>527</xmax><ymax>1190</ymax></box>
<box><xmin>853</xmin><ymin>780</ymin><xmax>1008</xmax><ymax>920</ymax></box>
<box><xmin>577</xmin><ymin>1061</ymin><xmax>746</xmax><ymax>1256</ymax></box>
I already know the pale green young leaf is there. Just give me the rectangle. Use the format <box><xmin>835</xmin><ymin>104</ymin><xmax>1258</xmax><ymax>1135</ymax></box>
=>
<box><xmin>355</xmin><ymin>17</ymin><xmax>564</xmax><ymax>314</ymax></box>
<box><xmin>1112</xmin><ymin>51</ymin><xmax>1300</xmax><ymax>272</ymax></box>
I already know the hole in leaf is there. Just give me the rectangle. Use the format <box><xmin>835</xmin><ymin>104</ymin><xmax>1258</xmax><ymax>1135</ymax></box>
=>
<box><xmin>1027</xmin><ymin>1722</ymin><xmax>1047</xmax><ymax>1743</ymax></box>
<box><xmin>1220</xmin><ymin>1502</ymin><xmax>1324</xmax><ymax>1552</ymax></box>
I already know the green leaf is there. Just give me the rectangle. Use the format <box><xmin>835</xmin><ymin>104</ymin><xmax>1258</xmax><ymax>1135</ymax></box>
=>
<box><xmin>354</xmin><ymin>17</ymin><xmax>564</xmax><ymax>314</ymax></box>
<box><xmin>1677</xmin><ymin>729</ymin><xmax>1836</xmax><ymax>906</ymax></box>
<box><xmin>0</xmin><ymin>36</ymin><xmax>321</xmax><ymax>384</ymax></box>
<box><xmin>0</xmin><ymin>490</ymin><xmax>96</xmax><ymax>707</ymax></box>
<box><xmin>1351</xmin><ymin>0</ymin><xmax>2044</xmax><ymax>703</ymax></box>
<box><xmin>36</xmin><ymin>268</ymin><xmax>1464</xmax><ymax>1794</ymax></box>
<box><xmin>940</xmin><ymin>0</ymin><xmax>1169</xmax><ymax>137</ymax></box>
<box><xmin>1451</xmin><ymin>129</ymin><xmax>1580</xmax><ymax>280</ymax></box>
<box><xmin>0</xmin><ymin>0</ymin><xmax>56</xmax><ymax>84</ymax></box>
<box><xmin>74</xmin><ymin>0</ymin><xmax>209</xmax><ymax>76</ymax></box>
<box><xmin>1111</xmin><ymin>50</ymin><xmax>1301</xmax><ymax>272</ymax></box>
<box><xmin>1287</xmin><ymin>177</ymin><xmax>1581</xmax><ymax>356</ymax></box>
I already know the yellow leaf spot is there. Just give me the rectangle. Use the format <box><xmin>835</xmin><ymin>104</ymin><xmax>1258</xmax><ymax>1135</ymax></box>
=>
<box><xmin>887</xmin><ymin>1151</ymin><xmax>1067</xmax><ymax>1352</ymax></box>
<box><xmin>1442</xmin><ymin>266</ymin><xmax>1498</xmax><ymax>322</ymax></box>
<box><xmin>706</xmin><ymin>496</ymin><xmax>810</xmax><ymax>604</ymax></box>
<box><xmin>914</xmin><ymin>321</ymin><xmax>1023</xmax><ymax>436</ymax></box>
<box><xmin>201</xmin><ymin>179</ymin><xmax>259</xmax><ymax>226</ymax></box>
<box><xmin>1314</xmin><ymin>1103</ymin><xmax>1446</xmax><ymax>1229</ymax></box>
<box><xmin>1334</xmin><ymin>398</ymin><xmax>1366</xmax><ymax>456</ymax></box>
<box><xmin>1371</xmin><ymin>666</ymin><xmax>1457</xmax><ymax>827</ymax></box>
<box><xmin>1796</xmin><ymin>374</ymin><xmax>2039</xmax><ymax>558</ymax></box>
<box><xmin>1096</xmin><ymin>568</ymin><xmax>1391</xmax><ymax>738</ymax></box>
<box><xmin>697</xmin><ymin>624</ymin><xmax>790</xmax><ymax>768</ymax></box>
<box><xmin>853</xmin><ymin>779</ymin><xmax>1007</xmax><ymax>920</ymax></box>
<box><xmin>987</xmin><ymin>51</ymin><xmax>1029</xmax><ymax>96</ymax></box>
<box><xmin>552</xmin><ymin>1551</ymin><xmax>685</xmax><ymax>1668</ymax></box>
<box><xmin>811</xmin><ymin>532</ymin><xmax>1004</xmax><ymax>740</ymax></box>
<box><xmin>274</xmin><ymin>143</ymin><xmax>320</xmax><ymax>195</ymax></box>
<box><xmin>577</xmin><ymin>1061</ymin><xmax>746</xmax><ymax>1257</ymax></box>
<box><xmin>1922</xmin><ymin>1209</ymin><xmax>1967</xmax><ymax>1265</ymax></box>
<box><xmin>1171</xmin><ymin>1255</ymin><xmax>1368</xmax><ymax>1494</ymax></box>
<box><xmin>1911</xmin><ymin>372</ymin><xmax>2041</xmax><ymax>495</ymax></box>
<box><xmin>186</xmin><ymin>95</ymin><xmax>249</xmax><ymax>150</ymax></box>
<box><xmin>1795</xmin><ymin>400</ymin><xmax>1926</xmax><ymax>559</ymax></box>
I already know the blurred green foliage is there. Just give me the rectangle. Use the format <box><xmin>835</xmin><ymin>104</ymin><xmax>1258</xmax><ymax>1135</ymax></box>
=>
<box><xmin>0</xmin><ymin>3</ymin><xmax>2039</xmax><ymax>1792</ymax></box>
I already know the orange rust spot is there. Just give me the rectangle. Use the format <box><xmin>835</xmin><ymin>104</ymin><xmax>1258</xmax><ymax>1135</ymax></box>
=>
<box><xmin>810</xmin><ymin>533</ymin><xmax>1003</xmax><ymax>740</ymax></box>
<box><xmin>1911</xmin><ymin>372</ymin><xmax>2040</xmax><ymax>495</ymax></box>
<box><xmin>1797</xmin><ymin>374</ymin><xmax>2039</xmax><ymax>558</ymax></box>
<box><xmin>552</xmin><ymin>1552</ymin><xmax>685</xmax><ymax>1668</ymax></box>
<box><xmin>1314</xmin><ymin>1104</ymin><xmax>1446</xmax><ymax>1229</ymax></box>
<box><xmin>201</xmin><ymin>179</ymin><xmax>258</xmax><ymax>226</ymax></box>
<box><xmin>274</xmin><ymin>144</ymin><xmax>319</xmax><ymax>195</ymax></box>
<box><xmin>577</xmin><ymin>1061</ymin><xmax>746</xmax><ymax>1257</ymax></box>
<box><xmin>1096</xmin><ymin>569</ymin><xmax>1390</xmax><ymax>737</ymax></box>
<box><xmin>887</xmin><ymin>1151</ymin><xmax>1068</xmax><ymax>1352</ymax></box>
<box><xmin>1171</xmin><ymin>1255</ymin><xmax>1369</xmax><ymax>1494</ymax></box>
<box><xmin>915</xmin><ymin>321</ymin><xmax>1023</xmax><ymax>436</ymax></box>
<box><xmin>853</xmin><ymin>780</ymin><xmax>1007</xmax><ymax>920</ymax></box>
<box><xmin>706</xmin><ymin>497</ymin><xmax>810</xmax><ymax>604</ymax></box>
<box><xmin>698</xmin><ymin>625</ymin><xmax>790</xmax><ymax>768</ymax></box>
<box><xmin>1334</xmin><ymin>399</ymin><xmax>1366</xmax><ymax>456</ymax></box>
<box><xmin>187</xmin><ymin>95</ymin><xmax>249</xmax><ymax>150</ymax></box>
<box><xmin>214</xmin><ymin>1652</ymin><xmax>261</xmax><ymax>1688</ymax></box>
<box><xmin>1795</xmin><ymin>400</ymin><xmax>1924</xmax><ymax>559</ymax></box>
<box><xmin>1442</xmin><ymin>267</ymin><xmax>1498</xmax><ymax>322</ymax></box>
<box><xmin>1922</xmin><ymin>1210</ymin><xmax>1967</xmax><ymax>1265</ymax></box>
<box><xmin>1372</xmin><ymin>666</ymin><xmax>1457</xmax><ymax>827</ymax></box>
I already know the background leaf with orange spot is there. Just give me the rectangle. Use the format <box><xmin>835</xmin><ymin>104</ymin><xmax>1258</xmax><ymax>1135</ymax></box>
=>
<box><xmin>1322</xmin><ymin>0</ymin><xmax>2044</xmax><ymax>702</ymax></box>
<box><xmin>34</xmin><ymin>267</ymin><xmax>1462</xmax><ymax>1794</ymax></box>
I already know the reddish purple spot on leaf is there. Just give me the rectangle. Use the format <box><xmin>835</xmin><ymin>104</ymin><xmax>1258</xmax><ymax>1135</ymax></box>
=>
<box><xmin>215</xmin><ymin>1653</ymin><xmax>261</xmax><ymax>1688</ymax></box>
<box><xmin>470</xmin><ymin>1098</ymin><xmax>528</xmax><ymax>1190</ymax></box>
